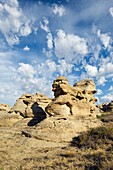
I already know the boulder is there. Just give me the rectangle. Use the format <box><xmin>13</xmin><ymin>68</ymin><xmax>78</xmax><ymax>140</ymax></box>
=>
<box><xmin>73</xmin><ymin>79</ymin><xmax>97</xmax><ymax>93</ymax></box>
<box><xmin>9</xmin><ymin>93</ymin><xmax>33</xmax><ymax>117</ymax></box>
<box><xmin>9</xmin><ymin>93</ymin><xmax>52</xmax><ymax>119</ymax></box>
<box><xmin>0</xmin><ymin>103</ymin><xmax>10</xmax><ymax>112</ymax></box>
<box><xmin>0</xmin><ymin>103</ymin><xmax>11</xmax><ymax>120</ymax></box>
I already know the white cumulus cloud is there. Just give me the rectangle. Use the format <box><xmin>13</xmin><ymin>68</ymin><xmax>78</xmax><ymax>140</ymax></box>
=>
<box><xmin>0</xmin><ymin>0</ymin><xmax>32</xmax><ymax>45</ymax></box>
<box><xmin>19</xmin><ymin>23</ymin><xmax>32</xmax><ymax>36</ymax></box>
<box><xmin>85</xmin><ymin>65</ymin><xmax>98</xmax><ymax>77</ymax></box>
<box><xmin>6</xmin><ymin>0</ymin><xmax>19</xmax><ymax>7</ymax></box>
<box><xmin>47</xmin><ymin>32</ymin><xmax>53</xmax><ymax>50</ymax></box>
<box><xmin>97</xmin><ymin>89</ymin><xmax>103</xmax><ymax>95</ymax></box>
<box><xmin>16</xmin><ymin>60</ymin><xmax>57</xmax><ymax>97</ymax></box>
<box><xmin>54</xmin><ymin>29</ymin><xmax>88</xmax><ymax>64</ymax></box>
<box><xmin>43</xmin><ymin>32</ymin><xmax>53</xmax><ymax>57</ymax></box>
<box><xmin>40</xmin><ymin>17</ymin><xmax>50</xmax><ymax>32</ymax></box>
<box><xmin>6</xmin><ymin>34</ymin><xmax>19</xmax><ymax>46</ymax></box>
<box><xmin>57</xmin><ymin>59</ymin><xmax>73</xmax><ymax>75</ymax></box>
<box><xmin>18</xmin><ymin>63</ymin><xmax>35</xmax><ymax>79</ymax></box>
<box><xmin>52</xmin><ymin>4</ymin><xmax>65</xmax><ymax>17</ymax></box>
<box><xmin>99</xmin><ymin>62</ymin><xmax>113</xmax><ymax>76</ymax></box>
<box><xmin>109</xmin><ymin>7</ymin><xmax>113</xmax><ymax>17</ymax></box>
<box><xmin>97</xmin><ymin>77</ymin><xmax>107</xmax><ymax>86</ymax></box>
<box><xmin>101</xmin><ymin>94</ymin><xmax>113</xmax><ymax>103</ymax></box>
<box><xmin>97</xmin><ymin>30</ymin><xmax>111</xmax><ymax>48</ymax></box>
<box><xmin>108</xmin><ymin>85</ymin><xmax>113</xmax><ymax>91</ymax></box>
<box><xmin>23</xmin><ymin>46</ymin><xmax>30</xmax><ymax>51</ymax></box>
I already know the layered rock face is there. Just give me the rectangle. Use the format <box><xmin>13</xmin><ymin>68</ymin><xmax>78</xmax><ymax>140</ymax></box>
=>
<box><xmin>46</xmin><ymin>76</ymin><xmax>97</xmax><ymax>117</ymax></box>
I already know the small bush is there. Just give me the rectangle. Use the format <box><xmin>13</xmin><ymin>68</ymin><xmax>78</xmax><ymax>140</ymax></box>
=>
<box><xmin>71</xmin><ymin>126</ymin><xmax>113</xmax><ymax>149</ymax></box>
<box><xmin>97</xmin><ymin>113</ymin><xmax>113</xmax><ymax>122</ymax></box>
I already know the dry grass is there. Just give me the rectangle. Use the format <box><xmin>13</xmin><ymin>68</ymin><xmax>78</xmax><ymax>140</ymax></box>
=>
<box><xmin>71</xmin><ymin>124</ymin><xmax>113</xmax><ymax>149</ymax></box>
<box><xmin>0</xmin><ymin>112</ymin><xmax>113</xmax><ymax>169</ymax></box>
<box><xmin>70</xmin><ymin>121</ymin><xmax>113</xmax><ymax>170</ymax></box>
<box><xmin>97</xmin><ymin>112</ymin><xmax>113</xmax><ymax>122</ymax></box>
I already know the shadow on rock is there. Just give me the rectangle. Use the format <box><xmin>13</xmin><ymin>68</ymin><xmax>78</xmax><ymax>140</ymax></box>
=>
<box><xmin>27</xmin><ymin>102</ymin><xmax>46</xmax><ymax>126</ymax></box>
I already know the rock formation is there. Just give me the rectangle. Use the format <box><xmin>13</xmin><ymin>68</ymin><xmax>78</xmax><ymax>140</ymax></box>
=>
<box><xmin>8</xmin><ymin>76</ymin><xmax>99</xmax><ymax>121</ymax></box>
<box><xmin>0</xmin><ymin>76</ymin><xmax>102</xmax><ymax>143</ymax></box>
<box><xmin>0</xmin><ymin>103</ymin><xmax>11</xmax><ymax>120</ymax></box>
<box><xmin>100</xmin><ymin>101</ymin><xmax>113</xmax><ymax>112</ymax></box>
<box><xmin>0</xmin><ymin>76</ymin><xmax>104</xmax><ymax>170</ymax></box>
<box><xmin>46</xmin><ymin>76</ymin><xmax>97</xmax><ymax>118</ymax></box>
<box><xmin>0</xmin><ymin>76</ymin><xmax>111</xmax><ymax>169</ymax></box>
<box><xmin>9</xmin><ymin>93</ymin><xmax>51</xmax><ymax>119</ymax></box>
<box><xmin>0</xmin><ymin>103</ymin><xmax>10</xmax><ymax>112</ymax></box>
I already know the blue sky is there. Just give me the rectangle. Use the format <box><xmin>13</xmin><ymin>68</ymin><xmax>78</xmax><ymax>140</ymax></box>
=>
<box><xmin>0</xmin><ymin>0</ymin><xmax>113</xmax><ymax>106</ymax></box>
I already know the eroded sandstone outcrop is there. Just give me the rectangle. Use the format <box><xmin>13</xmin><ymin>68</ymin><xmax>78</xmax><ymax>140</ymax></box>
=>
<box><xmin>0</xmin><ymin>76</ymin><xmax>102</xmax><ymax>144</ymax></box>
<box><xmin>0</xmin><ymin>77</ymin><xmax>109</xmax><ymax>169</ymax></box>
<box><xmin>8</xmin><ymin>76</ymin><xmax>99</xmax><ymax>122</ymax></box>
<box><xmin>0</xmin><ymin>103</ymin><xmax>10</xmax><ymax>112</ymax></box>
<box><xmin>45</xmin><ymin>76</ymin><xmax>97</xmax><ymax>118</ymax></box>
<box><xmin>9</xmin><ymin>93</ymin><xmax>52</xmax><ymax>119</ymax></box>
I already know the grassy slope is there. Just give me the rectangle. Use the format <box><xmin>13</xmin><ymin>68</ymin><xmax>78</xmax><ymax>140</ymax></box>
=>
<box><xmin>70</xmin><ymin>112</ymin><xmax>113</xmax><ymax>170</ymax></box>
<box><xmin>21</xmin><ymin>113</ymin><xmax>113</xmax><ymax>170</ymax></box>
<box><xmin>0</xmin><ymin>112</ymin><xmax>113</xmax><ymax>170</ymax></box>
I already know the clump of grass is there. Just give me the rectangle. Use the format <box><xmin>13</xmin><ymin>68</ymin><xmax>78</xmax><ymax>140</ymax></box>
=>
<box><xmin>59</xmin><ymin>150</ymin><xmax>76</xmax><ymax>158</ymax></box>
<box><xmin>97</xmin><ymin>113</ymin><xmax>113</xmax><ymax>122</ymax></box>
<box><xmin>84</xmin><ymin>149</ymin><xmax>106</xmax><ymax>169</ymax></box>
<box><xmin>71</xmin><ymin>125</ymin><xmax>113</xmax><ymax>149</ymax></box>
<box><xmin>84</xmin><ymin>149</ymin><xmax>113</xmax><ymax>170</ymax></box>
<box><xmin>71</xmin><ymin>124</ymin><xmax>113</xmax><ymax>170</ymax></box>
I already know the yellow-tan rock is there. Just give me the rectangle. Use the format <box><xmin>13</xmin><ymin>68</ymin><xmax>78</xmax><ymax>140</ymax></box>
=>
<box><xmin>46</xmin><ymin>76</ymin><xmax>97</xmax><ymax>117</ymax></box>
<box><xmin>9</xmin><ymin>93</ymin><xmax>52</xmax><ymax>119</ymax></box>
<box><xmin>0</xmin><ymin>103</ymin><xmax>10</xmax><ymax>112</ymax></box>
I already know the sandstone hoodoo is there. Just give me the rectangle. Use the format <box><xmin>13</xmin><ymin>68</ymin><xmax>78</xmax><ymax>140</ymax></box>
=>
<box><xmin>46</xmin><ymin>76</ymin><xmax>97</xmax><ymax>117</ymax></box>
